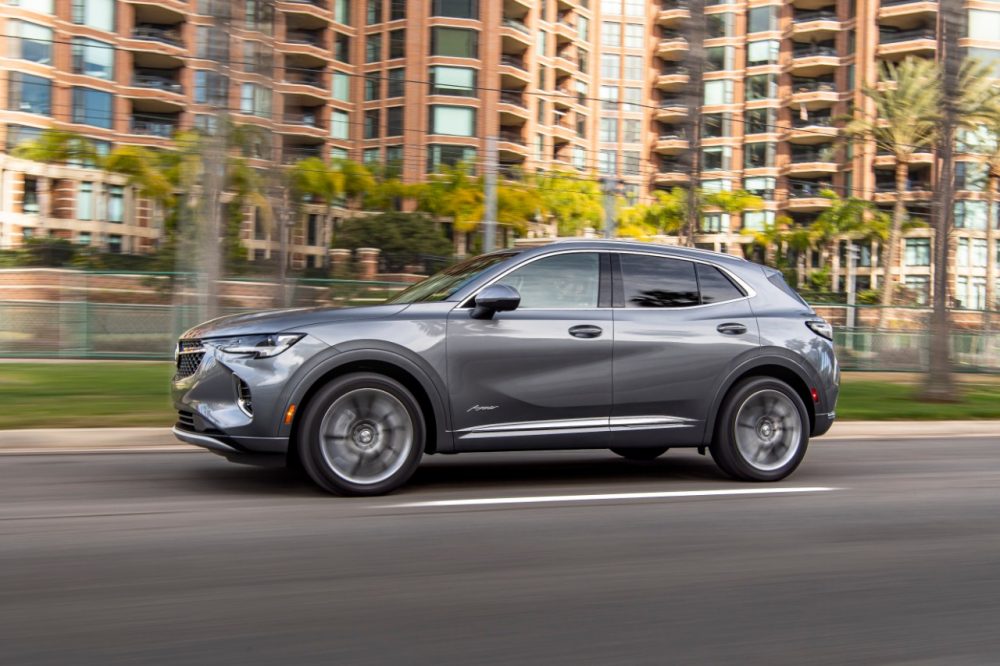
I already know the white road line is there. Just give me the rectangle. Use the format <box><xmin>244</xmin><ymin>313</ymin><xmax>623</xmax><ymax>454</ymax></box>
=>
<box><xmin>390</xmin><ymin>486</ymin><xmax>839</xmax><ymax>508</ymax></box>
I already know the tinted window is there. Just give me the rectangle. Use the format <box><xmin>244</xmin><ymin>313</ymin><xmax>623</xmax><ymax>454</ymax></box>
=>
<box><xmin>621</xmin><ymin>255</ymin><xmax>699</xmax><ymax>308</ymax></box>
<box><xmin>697</xmin><ymin>263</ymin><xmax>745</xmax><ymax>303</ymax></box>
<box><xmin>499</xmin><ymin>253</ymin><xmax>600</xmax><ymax>309</ymax></box>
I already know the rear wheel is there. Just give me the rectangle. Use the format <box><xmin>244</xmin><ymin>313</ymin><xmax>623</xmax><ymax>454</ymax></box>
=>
<box><xmin>710</xmin><ymin>377</ymin><xmax>808</xmax><ymax>481</ymax></box>
<box><xmin>298</xmin><ymin>372</ymin><xmax>424</xmax><ymax>496</ymax></box>
<box><xmin>610</xmin><ymin>447</ymin><xmax>669</xmax><ymax>461</ymax></box>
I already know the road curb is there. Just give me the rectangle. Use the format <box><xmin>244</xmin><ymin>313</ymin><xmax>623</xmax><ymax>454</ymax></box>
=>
<box><xmin>2</xmin><ymin>421</ymin><xmax>999</xmax><ymax>453</ymax></box>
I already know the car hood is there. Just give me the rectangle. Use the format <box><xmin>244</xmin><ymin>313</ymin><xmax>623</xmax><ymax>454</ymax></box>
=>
<box><xmin>181</xmin><ymin>304</ymin><xmax>409</xmax><ymax>339</ymax></box>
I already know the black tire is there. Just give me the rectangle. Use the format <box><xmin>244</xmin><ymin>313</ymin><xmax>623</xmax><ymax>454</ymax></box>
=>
<box><xmin>610</xmin><ymin>447</ymin><xmax>669</xmax><ymax>461</ymax></box>
<box><xmin>298</xmin><ymin>372</ymin><xmax>425</xmax><ymax>496</ymax></box>
<box><xmin>710</xmin><ymin>377</ymin><xmax>809</xmax><ymax>482</ymax></box>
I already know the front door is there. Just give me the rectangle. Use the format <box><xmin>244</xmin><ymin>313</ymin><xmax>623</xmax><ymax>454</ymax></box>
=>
<box><xmin>611</xmin><ymin>252</ymin><xmax>759</xmax><ymax>447</ymax></box>
<box><xmin>446</xmin><ymin>251</ymin><xmax>614</xmax><ymax>451</ymax></box>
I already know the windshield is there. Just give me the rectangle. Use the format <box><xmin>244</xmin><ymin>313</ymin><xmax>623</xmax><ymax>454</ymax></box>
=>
<box><xmin>387</xmin><ymin>252</ymin><xmax>519</xmax><ymax>304</ymax></box>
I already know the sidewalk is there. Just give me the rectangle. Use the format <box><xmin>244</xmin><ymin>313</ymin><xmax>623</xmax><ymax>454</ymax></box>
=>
<box><xmin>2</xmin><ymin>421</ymin><xmax>999</xmax><ymax>454</ymax></box>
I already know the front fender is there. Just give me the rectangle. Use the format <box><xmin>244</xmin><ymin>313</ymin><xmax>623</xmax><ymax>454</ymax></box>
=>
<box><xmin>276</xmin><ymin>341</ymin><xmax>453</xmax><ymax>452</ymax></box>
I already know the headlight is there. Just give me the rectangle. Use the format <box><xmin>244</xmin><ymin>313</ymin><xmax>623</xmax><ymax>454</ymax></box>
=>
<box><xmin>204</xmin><ymin>334</ymin><xmax>304</xmax><ymax>359</ymax></box>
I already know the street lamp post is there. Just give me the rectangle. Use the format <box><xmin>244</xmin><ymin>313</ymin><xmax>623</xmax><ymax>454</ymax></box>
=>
<box><xmin>602</xmin><ymin>177</ymin><xmax>625</xmax><ymax>239</ymax></box>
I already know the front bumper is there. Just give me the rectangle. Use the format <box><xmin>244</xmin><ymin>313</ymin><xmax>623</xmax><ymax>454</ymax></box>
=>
<box><xmin>171</xmin><ymin>426</ymin><xmax>287</xmax><ymax>466</ymax></box>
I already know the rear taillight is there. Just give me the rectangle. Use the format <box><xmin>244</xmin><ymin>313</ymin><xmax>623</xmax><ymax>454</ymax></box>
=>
<box><xmin>806</xmin><ymin>319</ymin><xmax>833</xmax><ymax>340</ymax></box>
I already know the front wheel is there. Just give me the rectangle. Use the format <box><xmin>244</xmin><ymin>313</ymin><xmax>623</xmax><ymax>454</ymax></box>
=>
<box><xmin>710</xmin><ymin>377</ymin><xmax>809</xmax><ymax>481</ymax></box>
<box><xmin>298</xmin><ymin>373</ymin><xmax>425</xmax><ymax>496</ymax></box>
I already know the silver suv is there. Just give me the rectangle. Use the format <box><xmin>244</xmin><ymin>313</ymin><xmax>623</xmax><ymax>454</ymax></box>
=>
<box><xmin>171</xmin><ymin>241</ymin><xmax>838</xmax><ymax>495</ymax></box>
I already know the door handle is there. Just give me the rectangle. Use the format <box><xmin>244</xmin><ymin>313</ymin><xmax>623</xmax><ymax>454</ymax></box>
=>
<box><xmin>569</xmin><ymin>325</ymin><xmax>603</xmax><ymax>339</ymax></box>
<box><xmin>717</xmin><ymin>322</ymin><xmax>747</xmax><ymax>335</ymax></box>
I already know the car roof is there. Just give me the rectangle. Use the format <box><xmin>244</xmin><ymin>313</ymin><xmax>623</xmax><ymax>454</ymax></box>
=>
<box><xmin>514</xmin><ymin>239</ymin><xmax>751</xmax><ymax>268</ymax></box>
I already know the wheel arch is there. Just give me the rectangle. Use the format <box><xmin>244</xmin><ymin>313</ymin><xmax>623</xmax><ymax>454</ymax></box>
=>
<box><xmin>282</xmin><ymin>348</ymin><xmax>451</xmax><ymax>464</ymax></box>
<box><xmin>703</xmin><ymin>354</ymin><xmax>818</xmax><ymax>445</ymax></box>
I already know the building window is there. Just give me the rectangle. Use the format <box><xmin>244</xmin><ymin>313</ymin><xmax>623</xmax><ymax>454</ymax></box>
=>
<box><xmin>598</xmin><ymin>149</ymin><xmax>616</xmax><ymax>174</ymax></box>
<box><xmin>623</xmin><ymin>151</ymin><xmax>640</xmax><ymax>176</ymax></box>
<box><xmin>602</xmin><ymin>21</ymin><xmax>621</xmax><ymax>47</ymax></box>
<box><xmin>107</xmin><ymin>185</ymin><xmax>124</xmax><ymax>223</ymax></box>
<box><xmin>390</xmin><ymin>0</ymin><xmax>406</xmax><ymax>21</ymax></box>
<box><xmin>334</xmin><ymin>0</ymin><xmax>351</xmax><ymax>24</ymax></box>
<box><xmin>431</xmin><ymin>27</ymin><xmax>478</xmax><ymax>58</ymax></box>
<box><xmin>744</xmin><ymin>176</ymin><xmax>775</xmax><ymax>200</ymax></box>
<box><xmin>623</xmin><ymin>118</ymin><xmax>641</xmax><ymax>143</ymax></box>
<box><xmin>624</xmin><ymin>0</ymin><xmax>643</xmax><ymax>17</ymax></box>
<box><xmin>432</xmin><ymin>0</ymin><xmax>478</xmax><ymax>19</ymax></box>
<box><xmin>386</xmin><ymin>106</ymin><xmax>404</xmax><ymax>136</ymax></box>
<box><xmin>364</xmin><ymin>108</ymin><xmax>380</xmax><ymax>139</ymax></box>
<box><xmin>70</xmin><ymin>38</ymin><xmax>114</xmax><ymax>80</ymax></box>
<box><xmin>334</xmin><ymin>33</ymin><xmax>351</xmax><ymax>63</ymax></box>
<box><xmin>78</xmin><ymin>181</ymin><xmax>94</xmax><ymax>221</ymax></box>
<box><xmin>748</xmin><ymin>5</ymin><xmax>778</xmax><ymax>33</ymax></box>
<box><xmin>71</xmin><ymin>87</ymin><xmax>113</xmax><ymax>128</ymax></box>
<box><xmin>905</xmin><ymin>238</ymin><xmax>931</xmax><ymax>266</ymax></box>
<box><xmin>746</xmin><ymin>73</ymin><xmax>778</xmax><ymax>101</ymax></box>
<box><xmin>366</xmin><ymin>33</ymin><xmax>382</xmax><ymax>62</ymax></box>
<box><xmin>240</xmin><ymin>83</ymin><xmax>272</xmax><ymax>117</ymax></box>
<box><xmin>703</xmin><ymin>79</ymin><xmax>733</xmax><ymax>105</ymax></box>
<box><xmin>330</xmin><ymin>147</ymin><xmax>349</xmax><ymax>162</ymax></box>
<box><xmin>620</xmin><ymin>87</ymin><xmax>640</xmax><ymax>112</ymax></box>
<box><xmin>969</xmin><ymin>10</ymin><xmax>1000</xmax><ymax>41</ymax></box>
<box><xmin>742</xmin><ymin>211</ymin><xmax>772</xmax><ymax>231</ymax></box>
<box><xmin>903</xmin><ymin>276</ymin><xmax>929</xmax><ymax>305</ymax></box>
<box><xmin>332</xmin><ymin>71</ymin><xmax>351</xmax><ymax>101</ymax></box>
<box><xmin>364</xmin><ymin>71</ymin><xmax>381</xmax><ymax>100</ymax></box>
<box><xmin>601</xmin><ymin>54</ymin><xmax>620</xmax><ymax>78</ymax></box>
<box><xmin>362</xmin><ymin>147</ymin><xmax>380</xmax><ymax>165</ymax></box>
<box><xmin>386</xmin><ymin>145</ymin><xmax>404</xmax><ymax>175</ymax></box>
<box><xmin>745</xmin><ymin>107</ymin><xmax>775</xmax><ymax>134</ymax></box>
<box><xmin>744</xmin><ymin>141</ymin><xmax>776</xmax><ymax>168</ymax></box>
<box><xmin>747</xmin><ymin>40</ymin><xmax>780</xmax><ymax>66</ymax></box>
<box><xmin>429</xmin><ymin>105</ymin><xmax>475</xmax><ymax>136</ymax></box>
<box><xmin>244</xmin><ymin>0</ymin><xmax>274</xmax><ymax>33</ymax></box>
<box><xmin>573</xmin><ymin>146</ymin><xmax>587</xmax><ymax>169</ymax></box>
<box><xmin>386</xmin><ymin>68</ymin><xmax>405</xmax><ymax>97</ymax></box>
<box><xmin>194</xmin><ymin>70</ymin><xmax>226</xmax><ymax>104</ymax></box>
<box><xmin>707</xmin><ymin>13</ymin><xmax>734</xmax><ymax>38</ymax></box>
<box><xmin>10</xmin><ymin>21</ymin><xmax>52</xmax><ymax>64</ymax></box>
<box><xmin>242</xmin><ymin>41</ymin><xmax>273</xmax><ymax>75</ymax></box>
<box><xmin>72</xmin><ymin>0</ymin><xmax>115</xmax><ymax>32</ymax></box>
<box><xmin>624</xmin><ymin>24</ymin><xmax>644</xmax><ymax>49</ymax></box>
<box><xmin>429</xmin><ymin>66</ymin><xmax>477</xmax><ymax>96</ymax></box>
<box><xmin>703</xmin><ymin>113</ymin><xmax>730</xmax><ymax>138</ymax></box>
<box><xmin>366</xmin><ymin>0</ymin><xmax>382</xmax><ymax>24</ymax></box>
<box><xmin>599</xmin><ymin>117</ymin><xmax>618</xmax><ymax>142</ymax></box>
<box><xmin>578</xmin><ymin>16</ymin><xmax>590</xmax><ymax>41</ymax></box>
<box><xmin>427</xmin><ymin>144</ymin><xmax>476</xmax><ymax>173</ymax></box>
<box><xmin>623</xmin><ymin>55</ymin><xmax>643</xmax><ymax>80</ymax></box>
<box><xmin>702</xmin><ymin>213</ymin><xmax>731</xmax><ymax>233</ymax></box>
<box><xmin>107</xmin><ymin>234</ymin><xmax>122</xmax><ymax>254</ymax></box>
<box><xmin>955</xmin><ymin>201</ymin><xmax>988</xmax><ymax>230</ymax></box>
<box><xmin>703</xmin><ymin>146</ymin><xmax>730</xmax><ymax>171</ymax></box>
<box><xmin>22</xmin><ymin>177</ymin><xmax>39</xmax><ymax>214</ymax></box>
<box><xmin>8</xmin><ymin>73</ymin><xmax>52</xmax><ymax>115</ymax></box>
<box><xmin>706</xmin><ymin>46</ymin><xmax>735</xmax><ymax>72</ymax></box>
<box><xmin>600</xmin><ymin>85</ymin><xmax>619</xmax><ymax>110</ymax></box>
<box><xmin>331</xmin><ymin>110</ymin><xmax>350</xmax><ymax>139</ymax></box>
<box><xmin>388</xmin><ymin>29</ymin><xmax>405</xmax><ymax>59</ymax></box>
<box><xmin>956</xmin><ymin>162</ymin><xmax>987</xmax><ymax>192</ymax></box>
<box><xmin>601</xmin><ymin>0</ymin><xmax>621</xmax><ymax>15</ymax></box>
<box><xmin>9</xmin><ymin>0</ymin><xmax>54</xmax><ymax>13</ymax></box>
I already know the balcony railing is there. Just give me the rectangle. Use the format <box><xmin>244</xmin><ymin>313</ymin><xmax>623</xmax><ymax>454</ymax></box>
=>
<box><xmin>499</xmin><ymin>130</ymin><xmax>525</xmax><ymax>145</ymax></box>
<box><xmin>661</xmin><ymin>0</ymin><xmax>689</xmax><ymax>8</ymax></box>
<box><xmin>285</xmin><ymin>0</ymin><xmax>327</xmax><ymax>7</ymax></box>
<box><xmin>881</xmin><ymin>0</ymin><xmax>937</xmax><ymax>6</ymax></box>
<box><xmin>793</xmin><ymin>9</ymin><xmax>838</xmax><ymax>22</ymax></box>
<box><xmin>132</xmin><ymin>24</ymin><xmax>183</xmax><ymax>47</ymax></box>
<box><xmin>658</xmin><ymin>159</ymin><xmax>687</xmax><ymax>171</ymax></box>
<box><xmin>131</xmin><ymin>118</ymin><xmax>178</xmax><ymax>138</ymax></box>
<box><xmin>792</xmin><ymin>45</ymin><xmax>838</xmax><ymax>58</ymax></box>
<box><xmin>499</xmin><ymin>91</ymin><xmax>526</xmax><ymax>107</ymax></box>
<box><xmin>131</xmin><ymin>72</ymin><xmax>183</xmax><ymax>93</ymax></box>
<box><xmin>500</xmin><ymin>54</ymin><xmax>526</xmax><ymax>70</ymax></box>
<box><xmin>283</xmin><ymin>148</ymin><xmax>322</xmax><ymax>164</ymax></box>
<box><xmin>284</xmin><ymin>110</ymin><xmax>322</xmax><ymax>127</ymax></box>
<box><xmin>502</xmin><ymin>17</ymin><xmax>530</xmax><ymax>34</ymax></box>
<box><xmin>879</xmin><ymin>28</ymin><xmax>936</xmax><ymax>43</ymax></box>
<box><xmin>792</xmin><ymin>80</ymin><xmax>837</xmax><ymax>93</ymax></box>
<box><xmin>790</xmin><ymin>148</ymin><xmax>837</xmax><ymax>163</ymax></box>
<box><xmin>284</xmin><ymin>69</ymin><xmax>324</xmax><ymax>87</ymax></box>
<box><xmin>659</xmin><ymin>94</ymin><xmax>687</xmax><ymax>107</ymax></box>
<box><xmin>660</xmin><ymin>29</ymin><xmax>686</xmax><ymax>41</ymax></box>
<box><xmin>286</xmin><ymin>31</ymin><xmax>323</xmax><ymax>46</ymax></box>
<box><xmin>791</xmin><ymin>114</ymin><xmax>834</xmax><ymax>128</ymax></box>
<box><xmin>789</xmin><ymin>182</ymin><xmax>832</xmax><ymax>197</ymax></box>
<box><xmin>875</xmin><ymin>180</ymin><xmax>931</xmax><ymax>192</ymax></box>
<box><xmin>660</xmin><ymin>65</ymin><xmax>689</xmax><ymax>76</ymax></box>
<box><xmin>658</xmin><ymin>132</ymin><xmax>688</xmax><ymax>141</ymax></box>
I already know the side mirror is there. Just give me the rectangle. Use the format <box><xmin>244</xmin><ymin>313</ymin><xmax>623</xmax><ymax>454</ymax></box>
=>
<box><xmin>471</xmin><ymin>284</ymin><xmax>521</xmax><ymax>320</ymax></box>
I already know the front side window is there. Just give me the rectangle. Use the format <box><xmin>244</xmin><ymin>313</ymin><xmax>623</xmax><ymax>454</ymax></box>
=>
<box><xmin>499</xmin><ymin>253</ymin><xmax>600</xmax><ymax>309</ymax></box>
<box><xmin>10</xmin><ymin>21</ymin><xmax>52</xmax><ymax>64</ymax></box>
<box><xmin>389</xmin><ymin>252</ymin><xmax>516</xmax><ymax>303</ymax></box>
<box><xmin>620</xmin><ymin>254</ymin><xmax>700</xmax><ymax>308</ymax></box>
<box><xmin>431</xmin><ymin>27</ymin><xmax>478</xmax><ymax>58</ymax></box>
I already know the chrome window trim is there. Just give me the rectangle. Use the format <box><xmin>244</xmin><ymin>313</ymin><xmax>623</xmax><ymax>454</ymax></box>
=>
<box><xmin>459</xmin><ymin>247</ymin><xmax>756</xmax><ymax>311</ymax></box>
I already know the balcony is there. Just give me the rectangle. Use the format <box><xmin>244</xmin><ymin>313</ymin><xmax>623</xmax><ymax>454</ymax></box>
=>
<box><xmin>874</xmin><ymin>149</ymin><xmax>933</xmax><ymax>168</ymax></box>
<box><xmin>285</xmin><ymin>30</ymin><xmax>324</xmax><ymax>47</ymax></box>
<box><xmin>789</xmin><ymin>44</ymin><xmax>839</xmax><ymax>76</ymax></box>
<box><xmin>789</xmin><ymin>80</ymin><xmax>839</xmax><ymax>109</ymax></box>
<box><xmin>552</xmin><ymin>120</ymin><xmax>575</xmax><ymax>143</ymax></box>
<box><xmin>655</xmin><ymin>159</ymin><xmax>691</xmax><ymax>186</ymax></box>
<box><xmin>282</xmin><ymin>109</ymin><xmax>324</xmax><ymax>130</ymax></box>
<box><xmin>131</xmin><ymin>116</ymin><xmax>178</xmax><ymax>138</ymax></box>
<box><xmin>282</xmin><ymin>145</ymin><xmax>323</xmax><ymax>165</ymax></box>
<box><xmin>787</xmin><ymin>113</ymin><xmax>838</xmax><ymax>142</ymax></box>
<box><xmin>131</xmin><ymin>24</ymin><xmax>183</xmax><ymax>47</ymax></box>
<box><xmin>656</xmin><ymin>32</ymin><xmax>689</xmax><ymax>61</ymax></box>
<box><xmin>873</xmin><ymin>178</ymin><xmax>933</xmax><ymax>203</ymax></box>
<box><xmin>785</xmin><ymin>181</ymin><xmax>834</xmax><ymax>210</ymax></box>
<box><xmin>877</xmin><ymin>27</ymin><xmax>936</xmax><ymax>58</ymax></box>
<box><xmin>499</xmin><ymin>91</ymin><xmax>530</xmax><ymax>123</ymax></box>
<box><xmin>498</xmin><ymin>130</ymin><xmax>529</xmax><ymax>160</ymax></box>
<box><xmin>656</xmin><ymin>65</ymin><xmax>689</xmax><ymax>90</ymax></box>
<box><xmin>656</xmin><ymin>96</ymin><xmax>689</xmax><ymax>122</ymax></box>
<box><xmin>786</xmin><ymin>147</ymin><xmax>838</xmax><ymax>176</ymax></box>
<box><xmin>654</xmin><ymin>133</ymin><xmax>689</xmax><ymax>154</ymax></box>
<box><xmin>280</xmin><ymin>0</ymin><xmax>328</xmax><ymax>17</ymax></box>
<box><xmin>791</xmin><ymin>9</ymin><xmax>840</xmax><ymax>39</ymax></box>
<box><xmin>657</xmin><ymin>0</ymin><xmax>690</xmax><ymax>26</ymax></box>
<box><xmin>499</xmin><ymin>55</ymin><xmax>530</xmax><ymax>86</ymax></box>
<box><xmin>130</xmin><ymin>70</ymin><xmax>183</xmax><ymax>94</ymax></box>
<box><xmin>554</xmin><ymin>16</ymin><xmax>576</xmax><ymax>44</ymax></box>
<box><xmin>879</xmin><ymin>0</ymin><xmax>938</xmax><ymax>25</ymax></box>
<box><xmin>501</xmin><ymin>17</ymin><xmax>532</xmax><ymax>53</ymax></box>
<box><xmin>282</xmin><ymin>68</ymin><xmax>325</xmax><ymax>89</ymax></box>
<box><xmin>553</xmin><ymin>47</ymin><xmax>577</xmax><ymax>79</ymax></box>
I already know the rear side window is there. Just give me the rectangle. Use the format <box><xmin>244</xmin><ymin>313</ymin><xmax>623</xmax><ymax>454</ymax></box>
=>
<box><xmin>620</xmin><ymin>254</ymin><xmax>700</xmax><ymax>308</ymax></box>
<box><xmin>766</xmin><ymin>270</ymin><xmax>809</xmax><ymax>307</ymax></box>
<box><xmin>697</xmin><ymin>263</ymin><xmax>745</xmax><ymax>304</ymax></box>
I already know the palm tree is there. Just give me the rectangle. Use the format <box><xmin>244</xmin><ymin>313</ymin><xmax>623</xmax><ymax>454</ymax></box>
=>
<box><xmin>846</xmin><ymin>57</ymin><xmax>941</xmax><ymax>328</ymax></box>
<box><xmin>535</xmin><ymin>171</ymin><xmax>604</xmax><ymax>237</ymax></box>
<box><xmin>12</xmin><ymin>129</ymin><xmax>99</xmax><ymax>166</ymax></box>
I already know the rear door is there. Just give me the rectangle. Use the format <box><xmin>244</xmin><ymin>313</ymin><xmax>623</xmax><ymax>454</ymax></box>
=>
<box><xmin>610</xmin><ymin>252</ymin><xmax>759</xmax><ymax>446</ymax></box>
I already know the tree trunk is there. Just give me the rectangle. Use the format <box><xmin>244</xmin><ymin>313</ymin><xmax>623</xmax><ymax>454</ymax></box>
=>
<box><xmin>985</xmin><ymin>174</ymin><xmax>998</xmax><ymax>329</ymax></box>
<box><xmin>877</xmin><ymin>159</ymin><xmax>909</xmax><ymax>330</ymax></box>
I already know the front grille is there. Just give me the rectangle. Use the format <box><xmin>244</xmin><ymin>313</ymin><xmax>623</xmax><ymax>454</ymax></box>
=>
<box><xmin>175</xmin><ymin>339</ymin><xmax>204</xmax><ymax>378</ymax></box>
<box><xmin>176</xmin><ymin>410</ymin><xmax>196</xmax><ymax>431</ymax></box>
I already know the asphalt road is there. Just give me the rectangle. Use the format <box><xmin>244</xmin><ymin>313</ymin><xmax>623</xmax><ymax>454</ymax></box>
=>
<box><xmin>2</xmin><ymin>437</ymin><xmax>1000</xmax><ymax>665</ymax></box>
